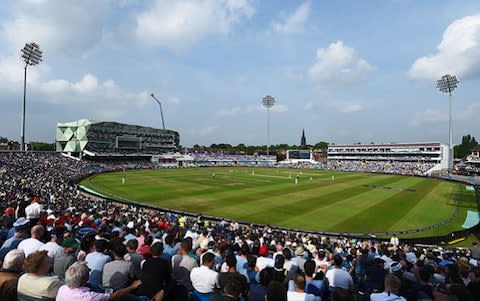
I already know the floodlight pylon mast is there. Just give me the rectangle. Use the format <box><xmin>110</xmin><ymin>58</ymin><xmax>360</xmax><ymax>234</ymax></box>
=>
<box><xmin>20</xmin><ymin>42</ymin><xmax>42</xmax><ymax>151</ymax></box>
<box><xmin>150</xmin><ymin>93</ymin><xmax>166</xmax><ymax>130</ymax></box>
<box><xmin>262</xmin><ymin>95</ymin><xmax>275</xmax><ymax>156</ymax></box>
<box><xmin>436</xmin><ymin>74</ymin><xmax>459</xmax><ymax>175</ymax></box>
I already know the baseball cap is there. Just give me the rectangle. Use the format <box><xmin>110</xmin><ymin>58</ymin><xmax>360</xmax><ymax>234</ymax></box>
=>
<box><xmin>390</xmin><ymin>261</ymin><xmax>402</xmax><ymax>272</ymax></box>
<box><xmin>4</xmin><ymin>207</ymin><xmax>14</xmax><ymax>217</ymax></box>
<box><xmin>406</xmin><ymin>252</ymin><xmax>417</xmax><ymax>264</ymax></box>
<box><xmin>62</xmin><ymin>237</ymin><xmax>79</xmax><ymax>249</ymax></box>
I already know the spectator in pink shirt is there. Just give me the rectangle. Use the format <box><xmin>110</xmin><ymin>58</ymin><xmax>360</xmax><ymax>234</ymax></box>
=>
<box><xmin>56</xmin><ymin>262</ymin><xmax>142</xmax><ymax>301</ymax></box>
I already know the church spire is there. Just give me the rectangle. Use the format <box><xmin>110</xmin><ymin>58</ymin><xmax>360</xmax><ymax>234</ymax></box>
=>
<box><xmin>301</xmin><ymin>129</ymin><xmax>306</xmax><ymax>148</ymax></box>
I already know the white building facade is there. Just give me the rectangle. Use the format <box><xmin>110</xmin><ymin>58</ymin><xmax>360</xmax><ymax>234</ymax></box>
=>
<box><xmin>327</xmin><ymin>142</ymin><xmax>448</xmax><ymax>171</ymax></box>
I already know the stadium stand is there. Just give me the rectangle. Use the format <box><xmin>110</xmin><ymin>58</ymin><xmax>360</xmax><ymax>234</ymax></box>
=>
<box><xmin>455</xmin><ymin>146</ymin><xmax>480</xmax><ymax>176</ymax></box>
<box><xmin>328</xmin><ymin>142</ymin><xmax>448</xmax><ymax>175</ymax></box>
<box><xmin>0</xmin><ymin>152</ymin><xmax>480</xmax><ymax>301</ymax></box>
<box><xmin>56</xmin><ymin>119</ymin><xmax>180</xmax><ymax>158</ymax></box>
<box><xmin>327</xmin><ymin>160</ymin><xmax>436</xmax><ymax>176</ymax></box>
<box><xmin>189</xmin><ymin>152</ymin><xmax>277</xmax><ymax>167</ymax></box>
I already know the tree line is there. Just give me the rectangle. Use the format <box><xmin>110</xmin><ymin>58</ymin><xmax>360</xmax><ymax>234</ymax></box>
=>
<box><xmin>454</xmin><ymin>134</ymin><xmax>478</xmax><ymax>159</ymax></box>
<box><xmin>188</xmin><ymin>141</ymin><xmax>329</xmax><ymax>154</ymax></box>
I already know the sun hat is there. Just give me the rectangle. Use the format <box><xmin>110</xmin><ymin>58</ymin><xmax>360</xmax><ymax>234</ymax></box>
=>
<box><xmin>13</xmin><ymin>217</ymin><xmax>29</xmax><ymax>230</ymax></box>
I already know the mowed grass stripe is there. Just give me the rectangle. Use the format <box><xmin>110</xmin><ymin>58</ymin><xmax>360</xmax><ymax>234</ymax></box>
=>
<box><xmin>149</xmin><ymin>173</ymin><xmax>372</xmax><ymax>213</ymax></box>
<box><xmin>203</xmin><ymin>173</ymin><xmax>376</xmax><ymax>210</ymax></box>
<box><xmin>89</xmin><ymin>169</ymin><xmax>369</xmax><ymax>209</ymax></box>
<box><xmin>281</xmin><ymin>177</ymin><xmax>423</xmax><ymax>232</ymax></box>
<box><xmin>87</xmin><ymin>171</ymin><xmax>424</xmax><ymax>230</ymax></box>
<box><xmin>91</xmin><ymin>169</ymin><xmax>272</xmax><ymax>200</ymax></box>
<box><xmin>80</xmin><ymin>168</ymin><xmax>475</xmax><ymax>236</ymax></box>
<box><xmin>388</xmin><ymin>179</ymin><xmax>455</xmax><ymax>230</ymax></box>
<box><xmin>403</xmin><ymin>185</ymin><xmax>478</xmax><ymax>238</ymax></box>
<box><xmin>331</xmin><ymin>178</ymin><xmax>441</xmax><ymax>231</ymax></box>
<box><xmin>226</xmin><ymin>174</ymin><xmax>407</xmax><ymax>226</ymax></box>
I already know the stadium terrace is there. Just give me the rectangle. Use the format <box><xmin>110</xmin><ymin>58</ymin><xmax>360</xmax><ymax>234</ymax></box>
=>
<box><xmin>0</xmin><ymin>148</ymin><xmax>479</xmax><ymax>301</ymax></box>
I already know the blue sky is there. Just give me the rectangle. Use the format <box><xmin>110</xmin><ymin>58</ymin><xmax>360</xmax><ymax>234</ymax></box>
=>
<box><xmin>1</xmin><ymin>0</ymin><xmax>480</xmax><ymax>147</ymax></box>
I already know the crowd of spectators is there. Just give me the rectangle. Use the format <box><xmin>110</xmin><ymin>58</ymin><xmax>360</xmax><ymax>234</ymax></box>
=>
<box><xmin>0</xmin><ymin>152</ymin><xmax>479</xmax><ymax>301</ymax></box>
<box><xmin>327</xmin><ymin>161</ymin><xmax>436</xmax><ymax>176</ymax></box>
<box><xmin>455</xmin><ymin>162</ymin><xmax>480</xmax><ymax>177</ymax></box>
<box><xmin>190</xmin><ymin>152</ymin><xmax>276</xmax><ymax>167</ymax></box>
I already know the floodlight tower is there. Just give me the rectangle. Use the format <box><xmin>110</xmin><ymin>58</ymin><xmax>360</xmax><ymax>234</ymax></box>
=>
<box><xmin>150</xmin><ymin>93</ymin><xmax>166</xmax><ymax>130</ymax></box>
<box><xmin>436</xmin><ymin>74</ymin><xmax>459</xmax><ymax>174</ymax></box>
<box><xmin>20</xmin><ymin>42</ymin><xmax>43</xmax><ymax>151</ymax></box>
<box><xmin>262</xmin><ymin>95</ymin><xmax>275</xmax><ymax>156</ymax></box>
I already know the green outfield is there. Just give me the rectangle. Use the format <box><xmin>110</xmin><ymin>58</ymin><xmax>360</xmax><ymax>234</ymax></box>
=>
<box><xmin>79</xmin><ymin>168</ymin><xmax>478</xmax><ymax>237</ymax></box>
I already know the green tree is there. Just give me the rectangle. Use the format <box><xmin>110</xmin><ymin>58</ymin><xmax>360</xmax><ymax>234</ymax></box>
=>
<box><xmin>30</xmin><ymin>142</ymin><xmax>55</xmax><ymax>151</ymax></box>
<box><xmin>454</xmin><ymin>134</ymin><xmax>478</xmax><ymax>159</ymax></box>
<box><xmin>313</xmin><ymin>141</ymin><xmax>329</xmax><ymax>149</ymax></box>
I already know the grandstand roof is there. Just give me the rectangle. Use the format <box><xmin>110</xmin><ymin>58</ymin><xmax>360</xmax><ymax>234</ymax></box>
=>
<box><xmin>57</xmin><ymin>119</ymin><xmax>175</xmax><ymax>132</ymax></box>
<box><xmin>57</xmin><ymin>119</ymin><xmax>99</xmax><ymax>127</ymax></box>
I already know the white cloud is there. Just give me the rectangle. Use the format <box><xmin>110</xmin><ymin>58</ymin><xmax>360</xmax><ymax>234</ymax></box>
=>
<box><xmin>269</xmin><ymin>104</ymin><xmax>289</xmax><ymax>113</ymax></box>
<box><xmin>242</xmin><ymin>103</ymin><xmax>288</xmax><ymax>113</ymax></box>
<box><xmin>41</xmin><ymin>75</ymin><xmax>97</xmax><ymax>100</ymax></box>
<box><xmin>272</xmin><ymin>1</ymin><xmax>310</xmax><ymax>34</ymax></box>
<box><xmin>216</xmin><ymin>107</ymin><xmax>243</xmax><ymax>117</ymax></box>
<box><xmin>304</xmin><ymin>100</ymin><xmax>366</xmax><ymax>113</ymax></box>
<box><xmin>216</xmin><ymin>103</ymin><xmax>289</xmax><ymax>117</ymax></box>
<box><xmin>409</xmin><ymin>15</ymin><xmax>480</xmax><ymax>81</ymax></box>
<box><xmin>308</xmin><ymin>41</ymin><xmax>374</xmax><ymax>88</ymax></box>
<box><xmin>0</xmin><ymin>1</ymin><xmax>109</xmax><ymax>56</ymax></box>
<box><xmin>0</xmin><ymin>56</ymin><xmax>41</xmax><ymax>87</ymax></box>
<box><xmin>35</xmin><ymin>73</ymin><xmax>167</xmax><ymax>122</ymax></box>
<box><xmin>338</xmin><ymin>103</ymin><xmax>363</xmax><ymax>113</ymax></box>
<box><xmin>409</xmin><ymin>104</ymin><xmax>480</xmax><ymax>126</ymax></box>
<box><xmin>199</xmin><ymin>126</ymin><xmax>218</xmax><ymax>135</ymax></box>
<box><xmin>166</xmin><ymin>96</ymin><xmax>181</xmax><ymax>105</ymax></box>
<box><xmin>39</xmin><ymin>74</ymin><xmax>152</xmax><ymax>116</ymax></box>
<box><xmin>135</xmin><ymin>0</ymin><xmax>255</xmax><ymax>51</ymax></box>
<box><xmin>40</xmin><ymin>79</ymin><xmax>70</xmax><ymax>95</ymax></box>
<box><xmin>103</xmin><ymin>80</ymin><xmax>115</xmax><ymax>89</ymax></box>
<box><xmin>72</xmin><ymin>74</ymin><xmax>99</xmax><ymax>93</ymax></box>
<box><xmin>303</xmin><ymin>102</ymin><xmax>317</xmax><ymax>110</ymax></box>
<box><xmin>410</xmin><ymin>109</ymin><xmax>447</xmax><ymax>126</ymax></box>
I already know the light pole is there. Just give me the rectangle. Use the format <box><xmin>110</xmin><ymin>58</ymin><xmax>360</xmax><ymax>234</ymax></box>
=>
<box><xmin>262</xmin><ymin>95</ymin><xmax>275</xmax><ymax>156</ymax></box>
<box><xmin>20</xmin><ymin>42</ymin><xmax>42</xmax><ymax>151</ymax></box>
<box><xmin>150</xmin><ymin>93</ymin><xmax>166</xmax><ymax>129</ymax></box>
<box><xmin>436</xmin><ymin>74</ymin><xmax>459</xmax><ymax>174</ymax></box>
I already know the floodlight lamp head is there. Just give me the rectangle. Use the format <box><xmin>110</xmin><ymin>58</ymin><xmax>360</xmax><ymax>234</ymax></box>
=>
<box><xmin>262</xmin><ymin>95</ymin><xmax>275</xmax><ymax>109</ymax></box>
<box><xmin>436</xmin><ymin>74</ymin><xmax>459</xmax><ymax>94</ymax></box>
<box><xmin>21</xmin><ymin>42</ymin><xmax>42</xmax><ymax>67</ymax></box>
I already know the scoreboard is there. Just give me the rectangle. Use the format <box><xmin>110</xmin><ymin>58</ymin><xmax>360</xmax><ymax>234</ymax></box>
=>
<box><xmin>286</xmin><ymin>150</ymin><xmax>312</xmax><ymax>160</ymax></box>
